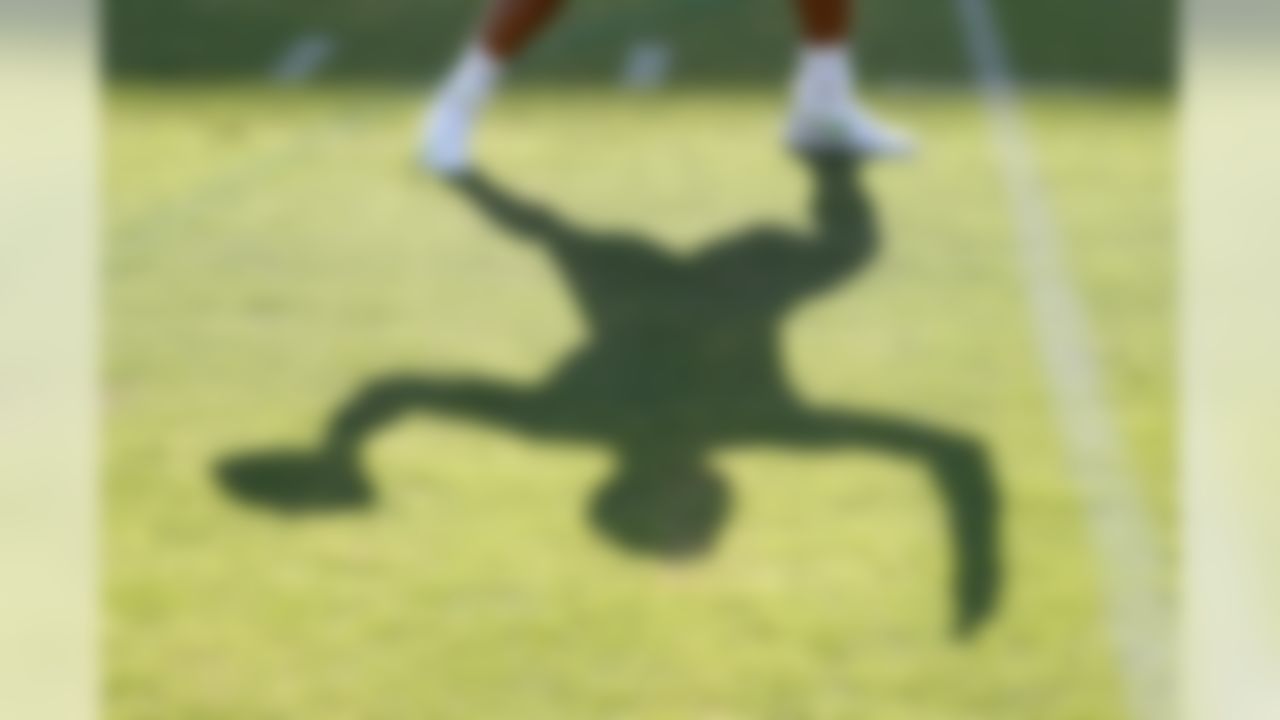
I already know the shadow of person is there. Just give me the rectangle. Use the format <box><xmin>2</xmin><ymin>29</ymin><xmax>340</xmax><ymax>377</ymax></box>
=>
<box><xmin>218</xmin><ymin>155</ymin><xmax>1003</xmax><ymax>636</ymax></box>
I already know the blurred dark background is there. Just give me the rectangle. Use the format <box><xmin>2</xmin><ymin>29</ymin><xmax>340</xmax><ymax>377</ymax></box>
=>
<box><xmin>107</xmin><ymin>0</ymin><xmax>1174</xmax><ymax>86</ymax></box>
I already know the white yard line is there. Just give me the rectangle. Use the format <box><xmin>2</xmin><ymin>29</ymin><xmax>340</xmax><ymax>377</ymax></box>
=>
<box><xmin>951</xmin><ymin>1</ymin><xmax>1175</xmax><ymax>719</ymax></box>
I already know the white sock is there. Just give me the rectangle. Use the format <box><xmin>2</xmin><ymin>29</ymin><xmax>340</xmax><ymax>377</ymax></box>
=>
<box><xmin>437</xmin><ymin>45</ymin><xmax>505</xmax><ymax>110</ymax></box>
<box><xmin>792</xmin><ymin>43</ymin><xmax>857</xmax><ymax>114</ymax></box>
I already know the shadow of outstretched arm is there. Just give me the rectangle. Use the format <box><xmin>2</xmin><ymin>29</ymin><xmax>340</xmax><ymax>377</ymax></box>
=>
<box><xmin>322</xmin><ymin>375</ymin><xmax>540</xmax><ymax>463</ymax></box>
<box><xmin>765</xmin><ymin>408</ymin><xmax>1002</xmax><ymax>637</ymax></box>
<box><xmin>218</xmin><ymin>375</ymin><xmax>539</xmax><ymax>513</ymax></box>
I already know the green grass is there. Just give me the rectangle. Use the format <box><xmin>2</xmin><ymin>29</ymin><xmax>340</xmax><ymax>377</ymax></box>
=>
<box><xmin>106</xmin><ymin>85</ymin><xmax>1172</xmax><ymax>719</ymax></box>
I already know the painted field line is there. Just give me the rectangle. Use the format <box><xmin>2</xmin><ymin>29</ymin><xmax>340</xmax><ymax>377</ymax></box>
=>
<box><xmin>951</xmin><ymin>1</ymin><xmax>1175</xmax><ymax>719</ymax></box>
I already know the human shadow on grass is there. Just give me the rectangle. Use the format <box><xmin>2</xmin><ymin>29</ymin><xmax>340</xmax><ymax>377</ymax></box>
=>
<box><xmin>218</xmin><ymin>156</ymin><xmax>1003</xmax><ymax>636</ymax></box>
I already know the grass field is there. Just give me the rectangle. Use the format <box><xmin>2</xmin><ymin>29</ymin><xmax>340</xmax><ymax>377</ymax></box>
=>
<box><xmin>105</xmin><ymin>85</ymin><xmax>1172</xmax><ymax>718</ymax></box>
<box><xmin>105</xmin><ymin>0</ymin><xmax>1173</xmax><ymax>717</ymax></box>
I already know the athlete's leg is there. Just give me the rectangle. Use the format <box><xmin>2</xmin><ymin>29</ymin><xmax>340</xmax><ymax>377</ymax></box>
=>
<box><xmin>421</xmin><ymin>0</ymin><xmax>569</xmax><ymax>175</ymax></box>
<box><xmin>787</xmin><ymin>0</ymin><xmax>916</xmax><ymax>158</ymax></box>
<box><xmin>792</xmin><ymin>0</ymin><xmax>852</xmax><ymax>43</ymax></box>
<box><xmin>479</xmin><ymin>0</ymin><xmax>569</xmax><ymax>59</ymax></box>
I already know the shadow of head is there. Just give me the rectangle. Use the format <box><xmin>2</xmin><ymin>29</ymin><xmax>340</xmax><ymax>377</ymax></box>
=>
<box><xmin>591</xmin><ymin>447</ymin><xmax>731</xmax><ymax>559</ymax></box>
<box><xmin>217</xmin><ymin>450</ymin><xmax>374</xmax><ymax>513</ymax></box>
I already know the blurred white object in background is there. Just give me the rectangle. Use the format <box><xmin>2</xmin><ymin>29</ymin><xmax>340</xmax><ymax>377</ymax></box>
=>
<box><xmin>621</xmin><ymin>39</ymin><xmax>673</xmax><ymax>91</ymax></box>
<box><xmin>271</xmin><ymin>32</ymin><xmax>338</xmax><ymax>85</ymax></box>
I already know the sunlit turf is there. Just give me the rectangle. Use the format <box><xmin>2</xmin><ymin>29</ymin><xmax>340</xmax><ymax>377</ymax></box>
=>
<box><xmin>107</xmin><ymin>85</ymin><xmax>1171</xmax><ymax>719</ymax></box>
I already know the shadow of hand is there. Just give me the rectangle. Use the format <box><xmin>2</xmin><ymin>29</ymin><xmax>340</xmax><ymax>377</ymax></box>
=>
<box><xmin>217</xmin><ymin>449</ymin><xmax>374</xmax><ymax>513</ymax></box>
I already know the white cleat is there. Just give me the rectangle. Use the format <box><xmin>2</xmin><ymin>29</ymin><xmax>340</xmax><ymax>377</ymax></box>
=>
<box><xmin>786</xmin><ymin>105</ymin><xmax>917</xmax><ymax>159</ymax></box>
<box><xmin>419</xmin><ymin>97</ymin><xmax>477</xmax><ymax>177</ymax></box>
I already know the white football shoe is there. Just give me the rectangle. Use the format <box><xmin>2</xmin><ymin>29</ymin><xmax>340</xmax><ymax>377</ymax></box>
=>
<box><xmin>418</xmin><ymin>47</ymin><xmax>502</xmax><ymax>176</ymax></box>
<box><xmin>786</xmin><ymin>103</ymin><xmax>917</xmax><ymax>159</ymax></box>
<box><xmin>420</xmin><ymin>96</ymin><xmax>478</xmax><ymax>177</ymax></box>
